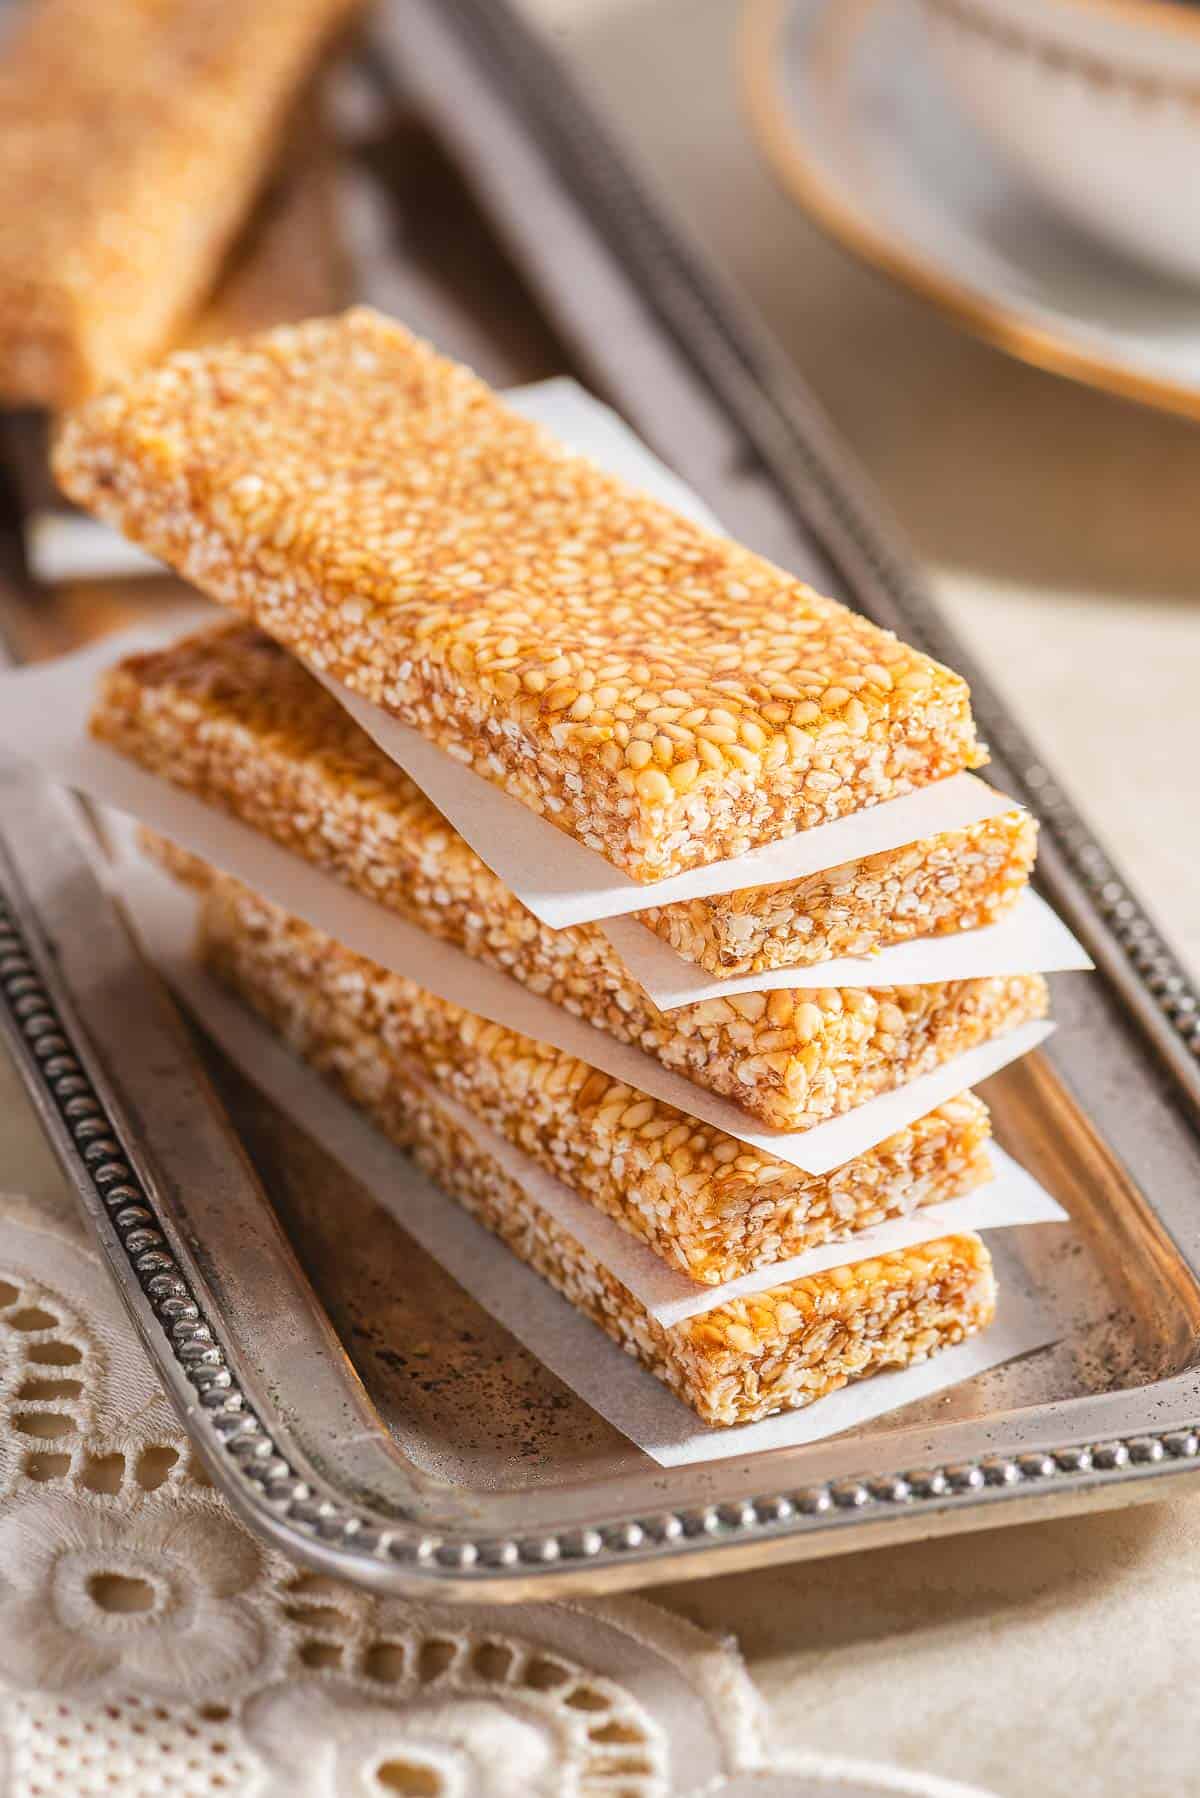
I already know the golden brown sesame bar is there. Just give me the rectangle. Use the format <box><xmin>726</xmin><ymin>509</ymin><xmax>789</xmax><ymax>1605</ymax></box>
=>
<box><xmin>0</xmin><ymin>0</ymin><xmax>354</xmax><ymax>407</ymax></box>
<box><xmin>0</xmin><ymin>125</ymin><xmax>347</xmax><ymax>578</ymax></box>
<box><xmin>56</xmin><ymin>307</ymin><xmax>985</xmax><ymax>881</ymax></box>
<box><xmin>193</xmin><ymin>875</ymin><xmax>997</xmax><ymax>1426</ymax></box>
<box><xmin>95</xmin><ymin>620</ymin><xmax>1033</xmax><ymax>988</ymax></box>
<box><xmin>154</xmin><ymin>837</ymin><xmax>994</xmax><ymax>1284</ymax></box>
<box><xmin>638</xmin><ymin>812</ymin><xmax>1037</xmax><ymax>975</ymax></box>
<box><xmin>97</xmin><ymin>626</ymin><xmax>1045</xmax><ymax>1130</ymax></box>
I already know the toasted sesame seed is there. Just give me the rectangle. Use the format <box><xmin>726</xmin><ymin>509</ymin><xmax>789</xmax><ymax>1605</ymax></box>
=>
<box><xmin>55</xmin><ymin>308</ymin><xmax>985</xmax><ymax>883</ymax></box>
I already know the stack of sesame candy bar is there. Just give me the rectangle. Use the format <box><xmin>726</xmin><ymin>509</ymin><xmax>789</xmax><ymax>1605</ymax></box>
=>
<box><xmin>57</xmin><ymin>309</ymin><xmax>1049</xmax><ymax>1428</ymax></box>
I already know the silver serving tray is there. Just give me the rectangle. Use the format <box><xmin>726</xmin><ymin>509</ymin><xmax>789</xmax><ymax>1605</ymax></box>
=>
<box><xmin>3</xmin><ymin>0</ymin><xmax>1200</xmax><ymax>1601</ymax></box>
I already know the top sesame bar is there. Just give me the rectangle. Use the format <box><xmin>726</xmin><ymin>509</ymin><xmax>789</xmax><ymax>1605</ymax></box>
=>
<box><xmin>54</xmin><ymin>307</ymin><xmax>985</xmax><ymax>882</ymax></box>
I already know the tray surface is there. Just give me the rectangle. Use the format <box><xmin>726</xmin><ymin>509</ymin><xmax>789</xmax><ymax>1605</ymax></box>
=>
<box><xmin>2</xmin><ymin>0</ymin><xmax>1200</xmax><ymax>1599</ymax></box>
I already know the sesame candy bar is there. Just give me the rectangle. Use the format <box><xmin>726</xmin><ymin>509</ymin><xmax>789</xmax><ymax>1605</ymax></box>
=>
<box><xmin>56</xmin><ymin>308</ymin><xmax>984</xmax><ymax>881</ymax></box>
<box><xmin>638</xmin><ymin>811</ymin><xmax>1036</xmax><ymax>975</ymax></box>
<box><xmin>0</xmin><ymin>0</ymin><xmax>353</xmax><ymax>407</ymax></box>
<box><xmin>190</xmin><ymin>863</ymin><xmax>997</xmax><ymax>1426</ymax></box>
<box><xmin>95</xmin><ymin>620</ymin><xmax>1033</xmax><ymax>981</ymax></box>
<box><xmin>155</xmin><ymin>837</ymin><xmax>993</xmax><ymax>1284</ymax></box>
<box><xmin>94</xmin><ymin>624</ymin><xmax>1046</xmax><ymax>1131</ymax></box>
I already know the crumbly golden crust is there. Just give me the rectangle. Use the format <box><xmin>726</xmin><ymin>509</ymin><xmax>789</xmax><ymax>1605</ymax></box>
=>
<box><xmin>0</xmin><ymin>0</ymin><xmax>353</xmax><ymax>406</ymax></box>
<box><xmin>192</xmin><ymin>869</ymin><xmax>997</xmax><ymax>1425</ymax></box>
<box><xmin>155</xmin><ymin>837</ymin><xmax>995</xmax><ymax>1284</ymax></box>
<box><xmin>98</xmin><ymin>627</ymin><xmax>1045</xmax><ymax>1131</ymax></box>
<box><xmin>56</xmin><ymin>307</ymin><xmax>985</xmax><ymax>880</ymax></box>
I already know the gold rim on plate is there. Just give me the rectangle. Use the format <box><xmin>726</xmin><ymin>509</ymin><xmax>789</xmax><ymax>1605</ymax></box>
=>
<box><xmin>1055</xmin><ymin>0</ymin><xmax>1200</xmax><ymax>46</ymax></box>
<box><xmin>738</xmin><ymin>0</ymin><xmax>1200</xmax><ymax>422</ymax></box>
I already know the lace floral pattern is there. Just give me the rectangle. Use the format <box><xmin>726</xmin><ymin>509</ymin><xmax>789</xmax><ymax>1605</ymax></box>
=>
<box><xmin>0</xmin><ymin>1197</ymin><xmax>757</xmax><ymax>1798</ymax></box>
<box><xmin>0</xmin><ymin>1493</ymin><xmax>270</xmax><ymax>1697</ymax></box>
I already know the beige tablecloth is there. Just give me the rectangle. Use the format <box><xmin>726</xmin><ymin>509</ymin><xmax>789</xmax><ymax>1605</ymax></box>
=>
<box><xmin>523</xmin><ymin>0</ymin><xmax>1200</xmax><ymax>1790</ymax></box>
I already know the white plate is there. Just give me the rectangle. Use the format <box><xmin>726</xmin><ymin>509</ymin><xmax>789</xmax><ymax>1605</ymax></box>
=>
<box><xmin>741</xmin><ymin>0</ymin><xmax>1200</xmax><ymax>420</ymax></box>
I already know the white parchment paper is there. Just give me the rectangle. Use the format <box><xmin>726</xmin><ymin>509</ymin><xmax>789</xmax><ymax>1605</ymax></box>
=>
<box><xmin>600</xmin><ymin>888</ymin><xmax>1091</xmax><ymax>1008</ymax></box>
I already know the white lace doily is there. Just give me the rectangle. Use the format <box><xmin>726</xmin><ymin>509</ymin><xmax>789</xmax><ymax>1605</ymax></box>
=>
<box><xmin>0</xmin><ymin>1041</ymin><xmax>995</xmax><ymax>1798</ymax></box>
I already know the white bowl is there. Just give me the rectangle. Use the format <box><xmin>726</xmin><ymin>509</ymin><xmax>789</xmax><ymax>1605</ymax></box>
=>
<box><xmin>921</xmin><ymin>0</ymin><xmax>1200</xmax><ymax>284</ymax></box>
